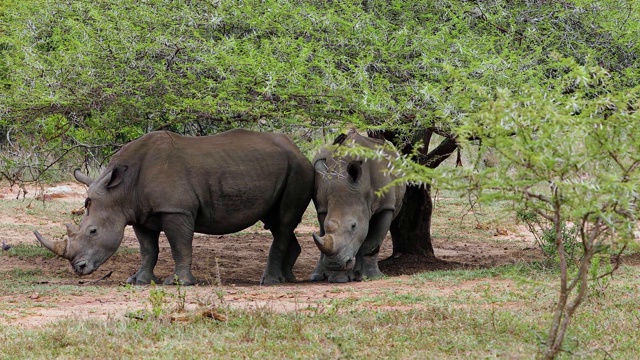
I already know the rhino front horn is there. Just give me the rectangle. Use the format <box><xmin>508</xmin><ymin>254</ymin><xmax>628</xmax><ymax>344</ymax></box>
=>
<box><xmin>313</xmin><ymin>233</ymin><xmax>335</xmax><ymax>255</ymax></box>
<box><xmin>34</xmin><ymin>231</ymin><xmax>69</xmax><ymax>258</ymax></box>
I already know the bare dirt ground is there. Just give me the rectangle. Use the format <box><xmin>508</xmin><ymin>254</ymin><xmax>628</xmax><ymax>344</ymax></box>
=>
<box><xmin>0</xmin><ymin>182</ymin><xmax>544</xmax><ymax>328</ymax></box>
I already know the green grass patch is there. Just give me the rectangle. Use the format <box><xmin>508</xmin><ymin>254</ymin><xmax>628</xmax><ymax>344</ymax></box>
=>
<box><xmin>114</xmin><ymin>247</ymin><xmax>139</xmax><ymax>256</ymax></box>
<box><xmin>1</xmin><ymin>268</ymin><xmax>43</xmax><ymax>279</ymax></box>
<box><xmin>1</xmin><ymin>243</ymin><xmax>56</xmax><ymax>258</ymax></box>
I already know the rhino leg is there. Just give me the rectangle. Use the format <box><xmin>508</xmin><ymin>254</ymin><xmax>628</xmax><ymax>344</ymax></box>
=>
<box><xmin>310</xmin><ymin>213</ymin><xmax>328</xmax><ymax>281</ymax></box>
<box><xmin>310</xmin><ymin>254</ymin><xmax>327</xmax><ymax>281</ymax></box>
<box><xmin>355</xmin><ymin>248</ymin><xmax>384</xmax><ymax>280</ymax></box>
<box><xmin>327</xmin><ymin>269</ymin><xmax>355</xmax><ymax>283</ymax></box>
<box><xmin>162</xmin><ymin>214</ymin><xmax>197</xmax><ymax>286</ymax></box>
<box><xmin>281</xmin><ymin>235</ymin><xmax>301</xmax><ymax>282</ymax></box>
<box><xmin>261</xmin><ymin>172</ymin><xmax>310</xmax><ymax>285</ymax></box>
<box><xmin>261</xmin><ymin>225</ymin><xmax>295</xmax><ymax>285</ymax></box>
<box><xmin>354</xmin><ymin>210</ymin><xmax>395</xmax><ymax>280</ymax></box>
<box><xmin>127</xmin><ymin>225</ymin><xmax>161</xmax><ymax>285</ymax></box>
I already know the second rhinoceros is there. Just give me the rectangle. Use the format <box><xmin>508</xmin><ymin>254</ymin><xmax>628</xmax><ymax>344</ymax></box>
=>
<box><xmin>311</xmin><ymin>130</ymin><xmax>405</xmax><ymax>283</ymax></box>
<box><xmin>34</xmin><ymin>129</ymin><xmax>314</xmax><ymax>285</ymax></box>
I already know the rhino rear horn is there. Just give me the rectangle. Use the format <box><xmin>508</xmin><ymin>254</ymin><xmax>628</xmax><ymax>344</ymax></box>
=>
<box><xmin>74</xmin><ymin>169</ymin><xmax>94</xmax><ymax>186</ymax></box>
<box><xmin>34</xmin><ymin>231</ymin><xmax>69</xmax><ymax>258</ymax></box>
<box><xmin>313</xmin><ymin>233</ymin><xmax>335</xmax><ymax>255</ymax></box>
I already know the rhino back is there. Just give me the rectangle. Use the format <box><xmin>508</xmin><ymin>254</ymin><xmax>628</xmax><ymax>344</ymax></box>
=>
<box><xmin>109</xmin><ymin>130</ymin><xmax>310</xmax><ymax>234</ymax></box>
<box><xmin>313</xmin><ymin>132</ymin><xmax>404</xmax><ymax>217</ymax></box>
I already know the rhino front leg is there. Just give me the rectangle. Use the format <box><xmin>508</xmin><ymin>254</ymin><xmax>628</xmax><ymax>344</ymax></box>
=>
<box><xmin>162</xmin><ymin>214</ymin><xmax>197</xmax><ymax>286</ymax></box>
<box><xmin>352</xmin><ymin>247</ymin><xmax>383</xmax><ymax>281</ymax></box>
<box><xmin>327</xmin><ymin>269</ymin><xmax>357</xmax><ymax>283</ymax></box>
<box><xmin>355</xmin><ymin>210</ymin><xmax>395</xmax><ymax>280</ymax></box>
<box><xmin>310</xmin><ymin>213</ymin><xmax>328</xmax><ymax>282</ymax></box>
<box><xmin>127</xmin><ymin>225</ymin><xmax>161</xmax><ymax>285</ymax></box>
<box><xmin>310</xmin><ymin>254</ymin><xmax>327</xmax><ymax>281</ymax></box>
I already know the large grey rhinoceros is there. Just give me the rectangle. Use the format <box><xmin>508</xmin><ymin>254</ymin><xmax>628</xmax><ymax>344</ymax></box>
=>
<box><xmin>311</xmin><ymin>129</ymin><xmax>405</xmax><ymax>283</ymax></box>
<box><xmin>34</xmin><ymin>129</ymin><xmax>314</xmax><ymax>285</ymax></box>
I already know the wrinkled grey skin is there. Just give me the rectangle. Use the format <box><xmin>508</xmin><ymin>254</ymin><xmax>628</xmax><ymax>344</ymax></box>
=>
<box><xmin>35</xmin><ymin>130</ymin><xmax>314</xmax><ymax>285</ymax></box>
<box><xmin>311</xmin><ymin>130</ymin><xmax>405</xmax><ymax>283</ymax></box>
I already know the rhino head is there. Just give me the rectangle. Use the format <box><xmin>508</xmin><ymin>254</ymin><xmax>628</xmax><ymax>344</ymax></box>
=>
<box><xmin>34</xmin><ymin>166</ymin><xmax>129</xmax><ymax>275</ymax></box>
<box><xmin>312</xmin><ymin>158</ymin><xmax>371</xmax><ymax>271</ymax></box>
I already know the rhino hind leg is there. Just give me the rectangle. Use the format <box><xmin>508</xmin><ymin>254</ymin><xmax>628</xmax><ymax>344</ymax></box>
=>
<box><xmin>261</xmin><ymin>164</ymin><xmax>312</xmax><ymax>285</ymax></box>
<box><xmin>281</xmin><ymin>235</ymin><xmax>301</xmax><ymax>282</ymax></box>
<box><xmin>164</xmin><ymin>273</ymin><xmax>196</xmax><ymax>286</ymax></box>
<box><xmin>261</xmin><ymin>225</ymin><xmax>295</xmax><ymax>285</ymax></box>
<box><xmin>128</xmin><ymin>225</ymin><xmax>162</xmax><ymax>285</ymax></box>
<box><xmin>127</xmin><ymin>271</ymin><xmax>161</xmax><ymax>285</ymax></box>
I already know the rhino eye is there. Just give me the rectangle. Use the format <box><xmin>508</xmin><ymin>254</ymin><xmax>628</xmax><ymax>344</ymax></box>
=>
<box><xmin>350</xmin><ymin>223</ymin><xmax>357</xmax><ymax>231</ymax></box>
<box><xmin>89</xmin><ymin>229</ymin><xmax>97</xmax><ymax>235</ymax></box>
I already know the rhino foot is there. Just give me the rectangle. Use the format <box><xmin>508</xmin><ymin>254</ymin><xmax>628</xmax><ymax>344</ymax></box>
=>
<box><xmin>325</xmin><ymin>267</ymin><xmax>384</xmax><ymax>283</ymax></box>
<box><xmin>310</xmin><ymin>272</ymin><xmax>326</xmax><ymax>282</ymax></box>
<box><xmin>356</xmin><ymin>266</ymin><xmax>385</xmax><ymax>281</ymax></box>
<box><xmin>260</xmin><ymin>273</ymin><xmax>286</xmax><ymax>285</ymax></box>
<box><xmin>284</xmin><ymin>274</ymin><xmax>297</xmax><ymax>283</ymax></box>
<box><xmin>327</xmin><ymin>271</ymin><xmax>354</xmax><ymax>283</ymax></box>
<box><xmin>164</xmin><ymin>273</ymin><xmax>196</xmax><ymax>286</ymax></box>
<box><xmin>359</xmin><ymin>256</ymin><xmax>385</xmax><ymax>280</ymax></box>
<box><xmin>363</xmin><ymin>270</ymin><xmax>385</xmax><ymax>280</ymax></box>
<box><xmin>126</xmin><ymin>271</ymin><xmax>161</xmax><ymax>285</ymax></box>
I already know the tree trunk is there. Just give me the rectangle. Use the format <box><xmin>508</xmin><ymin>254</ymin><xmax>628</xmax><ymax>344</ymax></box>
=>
<box><xmin>368</xmin><ymin>129</ymin><xmax>458</xmax><ymax>258</ymax></box>
<box><xmin>390</xmin><ymin>184</ymin><xmax>435</xmax><ymax>257</ymax></box>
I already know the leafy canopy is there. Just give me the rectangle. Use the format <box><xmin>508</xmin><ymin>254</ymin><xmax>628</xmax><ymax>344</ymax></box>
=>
<box><xmin>0</xmin><ymin>0</ymin><xmax>638</xmax><ymax>179</ymax></box>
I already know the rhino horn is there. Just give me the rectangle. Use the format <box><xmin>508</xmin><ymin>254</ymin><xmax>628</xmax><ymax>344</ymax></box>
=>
<box><xmin>34</xmin><ymin>231</ymin><xmax>69</xmax><ymax>258</ymax></box>
<box><xmin>313</xmin><ymin>233</ymin><xmax>335</xmax><ymax>255</ymax></box>
<box><xmin>65</xmin><ymin>223</ymin><xmax>79</xmax><ymax>237</ymax></box>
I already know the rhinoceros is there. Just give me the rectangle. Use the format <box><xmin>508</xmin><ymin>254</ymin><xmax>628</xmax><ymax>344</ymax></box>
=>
<box><xmin>34</xmin><ymin>129</ymin><xmax>314</xmax><ymax>285</ymax></box>
<box><xmin>311</xmin><ymin>130</ymin><xmax>405</xmax><ymax>283</ymax></box>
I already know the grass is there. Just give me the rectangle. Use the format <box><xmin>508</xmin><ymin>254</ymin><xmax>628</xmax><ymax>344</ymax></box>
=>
<box><xmin>2</xmin><ymin>243</ymin><xmax>57</xmax><ymax>258</ymax></box>
<box><xmin>0</xmin><ymin>263</ymin><xmax>638</xmax><ymax>358</ymax></box>
<box><xmin>430</xmin><ymin>189</ymin><xmax>524</xmax><ymax>246</ymax></box>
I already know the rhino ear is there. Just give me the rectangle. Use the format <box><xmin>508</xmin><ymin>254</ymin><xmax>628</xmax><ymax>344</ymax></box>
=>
<box><xmin>106</xmin><ymin>165</ymin><xmax>128</xmax><ymax>189</ymax></box>
<box><xmin>347</xmin><ymin>161</ymin><xmax>362</xmax><ymax>183</ymax></box>
<box><xmin>74</xmin><ymin>169</ymin><xmax>94</xmax><ymax>186</ymax></box>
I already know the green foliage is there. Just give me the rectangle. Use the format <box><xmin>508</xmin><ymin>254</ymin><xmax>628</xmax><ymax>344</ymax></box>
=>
<box><xmin>148</xmin><ymin>283</ymin><xmax>168</xmax><ymax>318</ymax></box>
<box><xmin>442</xmin><ymin>34</ymin><xmax>640</xmax><ymax>360</ymax></box>
<box><xmin>589</xmin><ymin>253</ymin><xmax>613</xmax><ymax>296</ymax></box>
<box><xmin>540</xmin><ymin>224</ymin><xmax>580</xmax><ymax>263</ymax></box>
<box><xmin>516</xmin><ymin>209</ymin><xmax>581</xmax><ymax>264</ymax></box>
<box><xmin>2</xmin><ymin>0</ymin><xmax>639</xmax><ymax>181</ymax></box>
<box><xmin>454</xmin><ymin>54</ymin><xmax>640</xmax><ymax>248</ymax></box>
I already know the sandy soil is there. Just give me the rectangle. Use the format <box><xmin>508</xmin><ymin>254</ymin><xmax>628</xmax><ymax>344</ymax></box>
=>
<box><xmin>0</xmin><ymin>182</ymin><xmax>544</xmax><ymax>328</ymax></box>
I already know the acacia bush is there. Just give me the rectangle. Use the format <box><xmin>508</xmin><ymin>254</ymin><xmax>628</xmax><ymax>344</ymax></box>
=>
<box><xmin>2</xmin><ymin>0</ymin><xmax>638</xmax><ymax>182</ymax></box>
